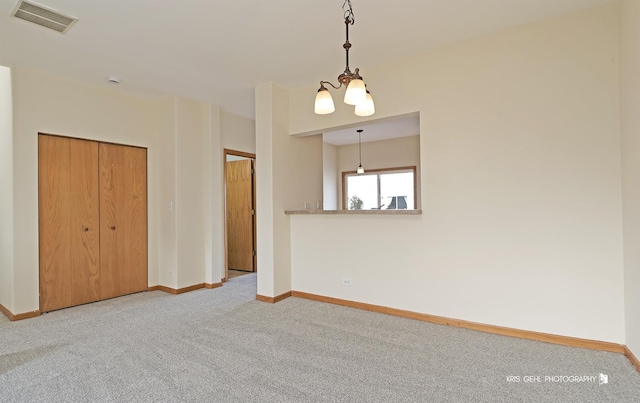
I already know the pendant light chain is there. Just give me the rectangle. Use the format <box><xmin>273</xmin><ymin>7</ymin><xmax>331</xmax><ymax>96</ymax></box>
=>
<box><xmin>359</xmin><ymin>131</ymin><xmax>362</xmax><ymax>165</ymax></box>
<box><xmin>357</xmin><ymin>129</ymin><xmax>364</xmax><ymax>174</ymax></box>
<box><xmin>343</xmin><ymin>0</ymin><xmax>355</xmax><ymax>25</ymax></box>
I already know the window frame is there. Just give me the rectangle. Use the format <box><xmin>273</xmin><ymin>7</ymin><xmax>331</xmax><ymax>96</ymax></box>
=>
<box><xmin>342</xmin><ymin>166</ymin><xmax>417</xmax><ymax>210</ymax></box>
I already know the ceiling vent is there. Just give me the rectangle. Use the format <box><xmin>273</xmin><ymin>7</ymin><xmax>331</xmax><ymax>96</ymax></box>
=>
<box><xmin>11</xmin><ymin>0</ymin><xmax>77</xmax><ymax>34</ymax></box>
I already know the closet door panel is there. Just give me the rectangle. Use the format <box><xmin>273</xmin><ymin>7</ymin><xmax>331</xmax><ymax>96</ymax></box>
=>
<box><xmin>100</xmin><ymin>143</ymin><xmax>147</xmax><ymax>299</ymax></box>
<box><xmin>39</xmin><ymin>135</ymin><xmax>100</xmax><ymax>312</ymax></box>
<box><xmin>69</xmin><ymin>138</ymin><xmax>100</xmax><ymax>305</ymax></box>
<box><xmin>39</xmin><ymin>135</ymin><xmax>73</xmax><ymax>312</ymax></box>
<box><xmin>123</xmin><ymin>145</ymin><xmax>148</xmax><ymax>292</ymax></box>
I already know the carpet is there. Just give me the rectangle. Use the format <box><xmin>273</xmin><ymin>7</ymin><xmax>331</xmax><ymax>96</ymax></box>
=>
<box><xmin>1</xmin><ymin>273</ymin><xmax>639</xmax><ymax>402</ymax></box>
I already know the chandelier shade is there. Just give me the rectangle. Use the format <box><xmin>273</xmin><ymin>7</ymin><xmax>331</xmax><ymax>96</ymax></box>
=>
<box><xmin>344</xmin><ymin>78</ymin><xmax>366</xmax><ymax>106</ymax></box>
<box><xmin>314</xmin><ymin>87</ymin><xmax>335</xmax><ymax>114</ymax></box>
<box><xmin>313</xmin><ymin>0</ymin><xmax>375</xmax><ymax>117</ymax></box>
<box><xmin>355</xmin><ymin>91</ymin><xmax>375</xmax><ymax>117</ymax></box>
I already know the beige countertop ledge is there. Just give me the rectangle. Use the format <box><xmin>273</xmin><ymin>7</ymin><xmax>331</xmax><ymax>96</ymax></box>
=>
<box><xmin>285</xmin><ymin>209</ymin><xmax>422</xmax><ymax>215</ymax></box>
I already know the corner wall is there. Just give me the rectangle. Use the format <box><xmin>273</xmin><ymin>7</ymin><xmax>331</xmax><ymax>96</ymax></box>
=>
<box><xmin>175</xmin><ymin>97</ymin><xmax>206</xmax><ymax>288</ymax></box>
<box><xmin>323</xmin><ymin>142</ymin><xmax>338</xmax><ymax>210</ymax></box>
<box><xmin>0</xmin><ymin>66</ymin><xmax>14</xmax><ymax>312</ymax></box>
<box><xmin>204</xmin><ymin>105</ymin><xmax>224</xmax><ymax>285</ymax></box>
<box><xmin>285</xmin><ymin>4</ymin><xmax>624</xmax><ymax>342</ymax></box>
<box><xmin>620</xmin><ymin>0</ymin><xmax>640</xmax><ymax>359</ymax></box>
<box><xmin>255</xmin><ymin>83</ymin><xmax>323</xmax><ymax>298</ymax></box>
<box><xmin>157</xmin><ymin>97</ymin><xmax>178</xmax><ymax>289</ymax></box>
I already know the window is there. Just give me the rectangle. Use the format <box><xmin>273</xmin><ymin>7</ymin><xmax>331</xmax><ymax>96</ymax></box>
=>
<box><xmin>342</xmin><ymin>166</ymin><xmax>416</xmax><ymax>210</ymax></box>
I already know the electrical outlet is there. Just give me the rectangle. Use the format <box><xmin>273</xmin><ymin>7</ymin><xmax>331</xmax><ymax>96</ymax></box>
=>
<box><xmin>343</xmin><ymin>278</ymin><xmax>352</xmax><ymax>286</ymax></box>
<box><xmin>304</xmin><ymin>202</ymin><xmax>311</xmax><ymax>209</ymax></box>
<box><xmin>169</xmin><ymin>270</ymin><xmax>174</xmax><ymax>277</ymax></box>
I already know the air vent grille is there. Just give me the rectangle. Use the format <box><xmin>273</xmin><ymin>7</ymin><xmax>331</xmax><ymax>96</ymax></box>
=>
<box><xmin>11</xmin><ymin>1</ymin><xmax>77</xmax><ymax>34</ymax></box>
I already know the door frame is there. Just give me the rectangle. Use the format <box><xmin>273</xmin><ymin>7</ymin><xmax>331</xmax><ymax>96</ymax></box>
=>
<box><xmin>223</xmin><ymin>148</ymin><xmax>256</xmax><ymax>282</ymax></box>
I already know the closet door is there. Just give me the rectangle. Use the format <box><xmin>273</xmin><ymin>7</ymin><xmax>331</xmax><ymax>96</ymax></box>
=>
<box><xmin>39</xmin><ymin>135</ymin><xmax>100</xmax><ymax>312</ymax></box>
<box><xmin>99</xmin><ymin>143</ymin><xmax>147</xmax><ymax>299</ymax></box>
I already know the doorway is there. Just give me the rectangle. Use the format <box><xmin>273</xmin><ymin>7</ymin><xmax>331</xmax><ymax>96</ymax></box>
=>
<box><xmin>224</xmin><ymin>149</ymin><xmax>256</xmax><ymax>282</ymax></box>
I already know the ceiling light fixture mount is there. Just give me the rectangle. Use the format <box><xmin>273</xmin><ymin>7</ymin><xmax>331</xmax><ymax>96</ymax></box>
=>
<box><xmin>314</xmin><ymin>0</ymin><xmax>375</xmax><ymax>117</ymax></box>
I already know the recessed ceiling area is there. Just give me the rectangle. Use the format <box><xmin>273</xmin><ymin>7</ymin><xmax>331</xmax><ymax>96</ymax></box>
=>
<box><xmin>0</xmin><ymin>0</ymin><xmax>616</xmax><ymax>119</ymax></box>
<box><xmin>322</xmin><ymin>115</ymin><xmax>420</xmax><ymax>146</ymax></box>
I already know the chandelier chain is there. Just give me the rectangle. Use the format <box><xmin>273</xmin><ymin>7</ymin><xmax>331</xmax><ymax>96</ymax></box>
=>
<box><xmin>343</xmin><ymin>0</ymin><xmax>355</xmax><ymax>25</ymax></box>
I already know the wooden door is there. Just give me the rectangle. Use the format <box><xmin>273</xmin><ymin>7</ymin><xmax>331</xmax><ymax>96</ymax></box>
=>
<box><xmin>99</xmin><ymin>143</ymin><xmax>147</xmax><ymax>299</ymax></box>
<box><xmin>39</xmin><ymin>135</ymin><xmax>100</xmax><ymax>312</ymax></box>
<box><xmin>226</xmin><ymin>159</ymin><xmax>254</xmax><ymax>271</ymax></box>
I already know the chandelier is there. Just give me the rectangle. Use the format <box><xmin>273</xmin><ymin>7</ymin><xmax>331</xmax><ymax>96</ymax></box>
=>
<box><xmin>314</xmin><ymin>0</ymin><xmax>375</xmax><ymax>117</ymax></box>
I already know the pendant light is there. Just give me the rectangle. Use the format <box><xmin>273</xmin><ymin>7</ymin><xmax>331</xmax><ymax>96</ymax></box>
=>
<box><xmin>314</xmin><ymin>0</ymin><xmax>375</xmax><ymax>117</ymax></box>
<box><xmin>357</xmin><ymin>129</ymin><xmax>365</xmax><ymax>174</ymax></box>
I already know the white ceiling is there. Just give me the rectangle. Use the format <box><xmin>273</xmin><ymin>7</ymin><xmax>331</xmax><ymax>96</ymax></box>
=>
<box><xmin>0</xmin><ymin>0</ymin><xmax>614</xmax><ymax>119</ymax></box>
<box><xmin>322</xmin><ymin>115</ymin><xmax>420</xmax><ymax>146</ymax></box>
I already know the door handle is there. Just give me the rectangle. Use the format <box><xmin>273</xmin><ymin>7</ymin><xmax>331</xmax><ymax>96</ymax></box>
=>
<box><xmin>83</xmin><ymin>227</ymin><xmax>89</xmax><ymax>232</ymax></box>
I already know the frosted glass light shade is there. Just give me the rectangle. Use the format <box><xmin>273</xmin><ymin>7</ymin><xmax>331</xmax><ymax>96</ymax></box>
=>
<box><xmin>314</xmin><ymin>88</ymin><xmax>335</xmax><ymax>114</ymax></box>
<box><xmin>354</xmin><ymin>92</ymin><xmax>375</xmax><ymax>117</ymax></box>
<box><xmin>357</xmin><ymin>164</ymin><xmax>365</xmax><ymax>174</ymax></box>
<box><xmin>344</xmin><ymin>79</ymin><xmax>366</xmax><ymax>105</ymax></box>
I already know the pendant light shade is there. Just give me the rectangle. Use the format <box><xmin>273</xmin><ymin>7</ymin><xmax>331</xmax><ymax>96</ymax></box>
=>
<box><xmin>357</xmin><ymin>164</ymin><xmax>365</xmax><ymax>174</ymax></box>
<box><xmin>344</xmin><ymin>78</ymin><xmax>366</xmax><ymax>106</ymax></box>
<box><xmin>354</xmin><ymin>91</ymin><xmax>375</xmax><ymax>117</ymax></box>
<box><xmin>314</xmin><ymin>87</ymin><xmax>335</xmax><ymax>114</ymax></box>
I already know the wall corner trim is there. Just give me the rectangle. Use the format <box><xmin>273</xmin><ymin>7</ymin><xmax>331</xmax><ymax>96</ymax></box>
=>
<box><xmin>624</xmin><ymin>346</ymin><xmax>640</xmax><ymax>373</ymax></box>
<box><xmin>0</xmin><ymin>303</ymin><xmax>41</xmax><ymax>321</ymax></box>
<box><xmin>147</xmin><ymin>283</ymin><xmax>206</xmax><ymax>295</ymax></box>
<box><xmin>256</xmin><ymin>291</ymin><xmax>292</xmax><ymax>303</ymax></box>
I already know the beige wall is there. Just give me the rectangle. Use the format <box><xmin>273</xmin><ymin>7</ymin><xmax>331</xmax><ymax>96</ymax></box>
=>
<box><xmin>0</xmin><ymin>66</ymin><xmax>14</xmax><ymax>312</ymax></box>
<box><xmin>6</xmin><ymin>67</ymin><xmax>254</xmax><ymax>315</ymax></box>
<box><xmin>204</xmin><ymin>105</ymin><xmax>224</xmax><ymax>285</ymax></box>
<box><xmin>3</xmin><ymin>1</ymin><xmax>632</xmax><ymax>351</ymax></box>
<box><xmin>156</xmin><ymin>97</ymin><xmax>178</xmax><ymax>289</ymax></box>
<box><xmin>336</xmin><ymin>135</ymin><xmax>421</xmax><ymax>209</ymax></box>
<box><xmin>221</xmin><ymin>110</ymin><xmax>256</xmax><ymax>154</ymax></box>
<box><xmin>282</xmin><ymin>4</ymin><xmax>626</xmax><ymax>342</ymax></box>
<box><xmin>620</xmin><ymin>0</ymin><xmax>640</xmax><ymax>358</ymax></box>
<box><xmin>255</xmin><ymin>83</ymin><xmax>323</xmax><ymax>298</ymax></box>
<box><xmin>10</xmin><ymin>67</ymin><xmax>164</xmax><ymax>313</ymax></box>
<box><xmin>322</xmin><ymin>142</ymin><xmax>338</xmax><ymax>210</ymax></box>
<box><xmin>176</xmin><ymin>97</ymin><xmax>207</xmax><ymax>288</ymax></box>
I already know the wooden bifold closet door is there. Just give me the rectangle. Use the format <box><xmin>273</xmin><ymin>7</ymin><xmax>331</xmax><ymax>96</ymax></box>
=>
<box><xmin>38</xmin><ymin>134</ymin><xmax>147</xmax><ymax>313</ymax></box>
<box><xmin>99</xmin><ymin>143</ymin><xmax>147</xmax><ymax>299</ymax></box>
<box><xmin>39</xmin><ymin>136</ymin><xmax>100</xmax><ymax>311</ymax></box>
